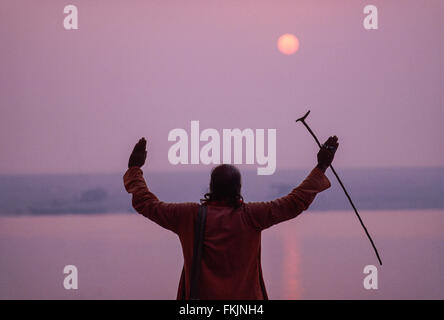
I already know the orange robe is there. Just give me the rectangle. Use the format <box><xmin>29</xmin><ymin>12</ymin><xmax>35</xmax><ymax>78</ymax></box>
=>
<box><xmin>123</xmin><ymin>166</ymin><xmax>331</xmax><ymax>299</ymax></box>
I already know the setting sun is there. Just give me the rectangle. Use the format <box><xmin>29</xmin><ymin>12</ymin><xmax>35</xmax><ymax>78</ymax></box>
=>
<box><xmin>277</xmin><ymin>34</ymin><xmax>300</xmax><ymax>55</ymax></box>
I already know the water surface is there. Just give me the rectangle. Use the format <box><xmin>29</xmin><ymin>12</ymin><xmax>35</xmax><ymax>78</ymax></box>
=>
<box><xmin>0</xmin><ymin>209</ymin><xmax>442</xmax><ymax>299</ymax></box>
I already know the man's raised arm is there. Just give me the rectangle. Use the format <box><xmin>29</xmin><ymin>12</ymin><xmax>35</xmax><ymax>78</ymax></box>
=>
<box><xmin>242</xmin><ymin>136</ymin><xmax>339</xmax><ymax>231</ymax></box>
<box><xmin>123</xmin><ymin>138</ymin><xmax>180</xmax><ymax>233</ymax></box>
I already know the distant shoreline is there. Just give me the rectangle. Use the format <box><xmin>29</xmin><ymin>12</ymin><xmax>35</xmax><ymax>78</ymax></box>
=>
<box><xmin>0</xmin><ymin>167</ymin><xmax>442</xmax><ymax>216</ymax></box>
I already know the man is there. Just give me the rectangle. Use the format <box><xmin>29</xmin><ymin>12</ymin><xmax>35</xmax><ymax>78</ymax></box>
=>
<box><xmin>123</xmin><ymin>136</ymin><xmax>338</xmax><ymax>299</ymax></box>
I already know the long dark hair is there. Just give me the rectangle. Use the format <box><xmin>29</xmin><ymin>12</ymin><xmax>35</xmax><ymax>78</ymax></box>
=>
<box><xmin>200</xmin><ymin>164</ymin><xmax>243</xmax><ymax>208</ymax></box>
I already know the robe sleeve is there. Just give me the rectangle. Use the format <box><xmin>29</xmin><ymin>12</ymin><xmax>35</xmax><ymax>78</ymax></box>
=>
<box><xmin>242</xmin><ymin>167</ymin><xmax>331</xmax><ymax>231</ymax></box>
<box><xmin>123</xmin><ymin>167</ymin><xmax>195</xmax><ymax>234</ymax></box>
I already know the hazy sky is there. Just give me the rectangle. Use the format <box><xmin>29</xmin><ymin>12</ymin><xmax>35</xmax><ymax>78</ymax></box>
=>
<box><xmin>0</xmin><ymin>0</ymin><xmax>442</xmax><ymax>174</ymax></box>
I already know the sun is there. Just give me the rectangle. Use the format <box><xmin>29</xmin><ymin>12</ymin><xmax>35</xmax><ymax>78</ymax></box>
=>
<box><xmin>277</xmin><ymin>34</ymin><xmax>300</xmax><ymax>55</ymax></box>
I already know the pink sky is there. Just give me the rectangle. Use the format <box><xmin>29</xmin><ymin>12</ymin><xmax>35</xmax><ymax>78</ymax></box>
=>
<box><xmin>0</xmin><ymin>0</ymin><xmax>442</xmax><ymax>174</ymax></box>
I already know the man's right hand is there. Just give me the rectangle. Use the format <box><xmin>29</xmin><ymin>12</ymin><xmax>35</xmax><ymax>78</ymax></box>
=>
<box><xmin>316</xmin><ymin>136</ymin><xmax>339</xmax><ymax>173</ymax></box>
<box><xmin>128</xmin><ymin>137</ymin><xmax>147</xmax><ymax>168</ymax></box>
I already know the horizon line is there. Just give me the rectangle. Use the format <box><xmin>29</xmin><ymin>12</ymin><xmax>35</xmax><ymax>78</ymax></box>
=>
<box><xmin>0</xmin><ymin>165</ymin><xmax>443</xmax><ymax>176</ymax></box>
